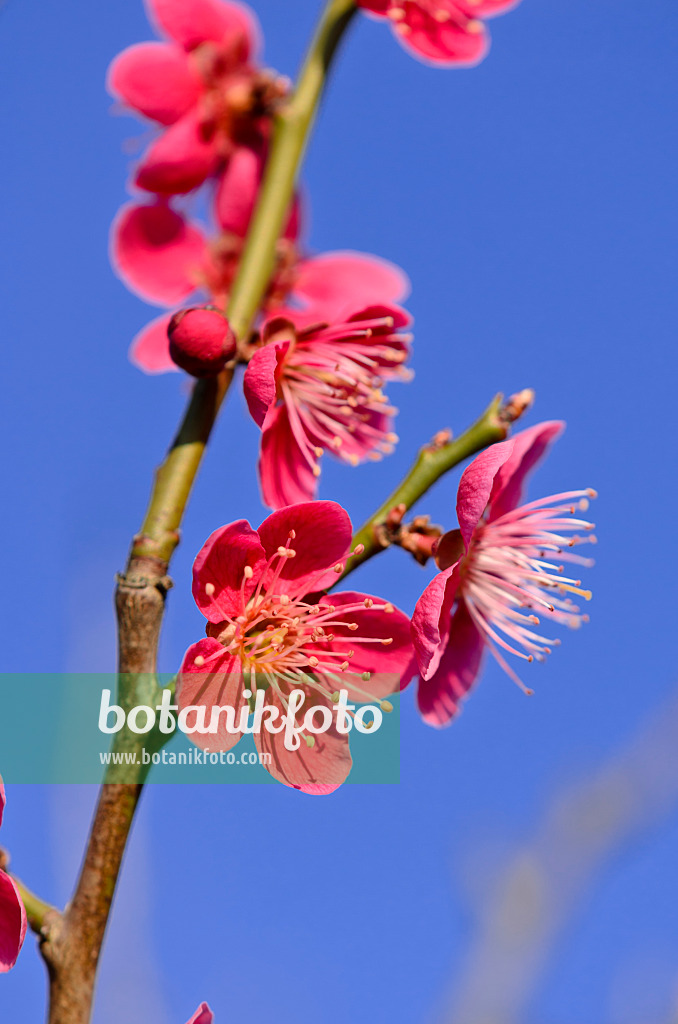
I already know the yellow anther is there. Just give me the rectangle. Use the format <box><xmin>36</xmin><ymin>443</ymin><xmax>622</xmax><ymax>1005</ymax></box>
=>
<box><xmin>380</xmin><ymin>700</ymin><xmax>393</xmax><ymax>713</ymax></box>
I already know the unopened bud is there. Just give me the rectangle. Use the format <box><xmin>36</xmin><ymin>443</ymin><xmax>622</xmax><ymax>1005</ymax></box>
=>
<box><xmin>168</xmin><ymin>306</ymin><xmax>236</xmax><ymax>378</ymax></box>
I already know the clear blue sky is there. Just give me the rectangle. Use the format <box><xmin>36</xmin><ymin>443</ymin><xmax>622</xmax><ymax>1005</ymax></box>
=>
<box><xmin>1</xmin><ymin>0</ymin><xmax>677</xmax><ymax>1021</ymax></box>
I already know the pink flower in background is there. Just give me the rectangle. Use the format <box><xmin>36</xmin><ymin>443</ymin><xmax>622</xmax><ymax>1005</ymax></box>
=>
<box><xmin>243</xmin><ymin>303</ymin><xmax>413</xmax><ymax>508</ymax></box>
<box><xmin>178</xmin><ymin>501</ymin><xmax>416</xmax><ymax>793</ymax></box>
<box><xmin>108</xmin><ymin>0</ymin><xmax>287</xmax><ymax>194</ymax></box>
<box><xmin>0</xmin><ymin>780</ymin><xmax>27</xmax><ymax>973</ymax></box>
<box><xmin>111</xmin><ymin>142</ymin><xmax>301</xmax><ymax>372</ymax></box>
<box><xmin>358</xmin><ymin>0</ymin><xmax>519</xmax><ymax>66</ymax></box>
<box><xmin>411</xmin><ymin>422</ymin><xmax>596</xmax><ymax>726</ymax></box>
<box><xmin>186</xmin><ymin>1004</ymin><xmax>213</xmax><ymax>1024</ymax></box>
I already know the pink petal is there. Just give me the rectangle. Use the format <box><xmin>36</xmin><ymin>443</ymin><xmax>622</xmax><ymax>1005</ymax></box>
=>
<box><xmin>458</xmin><ymin>0</ymin><xmax>520</xmax><ymax>17</ymax></box>
<box><xmin>129</xmin><ymin>313</ymin><xmax>178</xmax><ymax>374</ymax></box>
<box><xmin>456</xmin><ymin>437</ymin><xmax>515</xmax><ymax>548</ymax></box>
<box><xmin>253</xmin><ymin>686</ymin><xmax>352</xmax><ymax>794</ymax></box>
<box><xmin>242</xmin><ymin>340</ymin><xmax>290</xmax><ymax>427</ymax></box>
<box><xmin>147</xmin><ymin>0</ymin><xmax>260</xmax><ymax>56</ymax></box>
<box><xmin>186</xmin><ymin>1003</ymin><xmax>214</xmax><ymax>1024</ymax></box>
<box><xmin>107</xmin><ymin>42</ymin><xmax>201</xmax><ymax>126</ymax></box>
<box><xmin>488</xmin><ymin>420</ymin><xmax>565</xmax><ymax>521</ymax></box>
<box><xmin>177</xmin><ymin>641</ymin><xmax>245</xmax><ymax>752</ymax></box>
<box><xmin>0</xmin><ymin>779</ymin><xmax>4</xmax><ymax>828</ymax></box>
<box><xmin>192</xmin><ymin>521</ymin><xmax>266</xmax><ymax>623</ymax></box>
<box><xmin>416</xmin><ymin>601</ymin><xmax>485</xmax><ymax>727</ymax></box>
<box><xmin>112</xmin><ymin>202</ymin><xmax>207</xmax><ymax>305</ymax></box>
<box><xmin>357</xmin><ymin>0</ymin><xmax>390</xmax><ymax>13</ymax></box>
<box><xmin>397</xmin><ymin>7</ymin><xmax>489</xmax><ymax>66</ymax></box>
<box><xmin>411</xmin><ymin>562</ymin><xmax>460</xmax><ymax>680</ymax></box>
<box><xmin>135</xmin><ymin>110</ymin><xmax>219</xmax><ymax>194</ymax></box>
<box><xmin>214</xmin><ymin>145</ymin><xmax>262</xmax><ymax>237</ymax></box>
<box><xmin>0</xmin><ymin>871</ymin><xmax>27</xmax><ymax>973</ymax></box>
<box><xmin>291</xmin><ymin>252</ymin><xmax>410</xmax><ymax>321</ymax></box>
<box><xmin>314</xmin><ymin>592</ymin><xmax>417</xmax><ymax>698</ymax></box>
<box><xmin>258</xmin><ymin>404</ymin><xmax>318</xmax><ymax>509</ymax></box>
<box><xmin>257</xmin><ymin>501</ymin><xmax>353</xmax><ymax>596</ymax></box>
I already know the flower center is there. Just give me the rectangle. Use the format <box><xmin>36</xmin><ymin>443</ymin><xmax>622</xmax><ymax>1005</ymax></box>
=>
<box><xmin>458</xmin><ymin>489</ymin><xmax>597</xmax><ymax>691</ymax></box>
<box><xmin>196</xmin><ymin>535</ymin><xmax>397</xmax><ymax>727</ymax></box>
<box><xmin>280</xmin><ymin>314</ymin><xmax>412</xmax><ymax>477</ymax></box>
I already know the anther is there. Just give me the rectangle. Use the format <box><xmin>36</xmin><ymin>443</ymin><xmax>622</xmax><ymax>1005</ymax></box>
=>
<box><xmin>334</xmin><ymin>563</ymin><xmax>344</xmax><ymax>573</ymax></box>
<box><xmin>364</xmin><ymin>598</ymin><xmax>374</xmax><ymax>608</ymax></box>
<box><xmin>243</xmin><ymin>565</ymin><xmax>253</xmax><ymax>579</ymax></box>
<box><xmin>194</xmin><ymin>655</ymin><xmax>205</xmax><ymax>666</ymax></box>
<box><xmin>362</xmin><ymin>672</ymin><xmax>371</xmax><ymax>681</ymax></box>
<box><xmin>305</xmin><ymin>735</ymin><xmax>316</xmax><ymax>748</ymax></box>
<box><xmin>380</xmin><ymin>700</ymin><xmax>393</xmax><ymax>713</ymax></box>
<box><xmin>205</xmin><ymin>582</ymin><xmax>215</xmax><ymax>596</ymax></box>
<box><xmin>309</xmin><ymin>656</ymin><xmax>319</xmax><ymax>668</ymax></box>
<box><xmin>381</xmin><ymin>638</ymin><xmax>393</xmax><ymax>645</ymax></box>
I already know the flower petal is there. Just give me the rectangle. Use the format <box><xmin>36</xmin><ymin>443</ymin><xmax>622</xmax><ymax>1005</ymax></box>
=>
<box><xmin>257</xmin><ymin>501</ymin><xmax>353</xmax><ymax>596</ymax></box>
<box><xmin>129</xmin><ymin>313</ymin><xmax>179</xmax><ymax>374</ymax></box>
<box><xmin>397</xmin><ymin>6</ymin><xmax>489</xmax><ymax>67</ymax></box>
<box><xmin>186</xmin><ymin>1003</ymin><xmax>214</xmax><ymax>1024</ymax></box>
<box><xmin>258</xmin><ymin>404</ymin><xmax>318</xmax><ymax>509</ymax></box>
<box><xmin>108</xmin><ymin>42</ymin><xmax>200</xmax><ymax>126</ymax></box>
<box><xmin>147</xmin><ymin>0</ymin><xmax>260</xmax><ymax>56</ymax></box>
<box><xmin>416</xmin><ymin>600</ymin><xmax>485</xmax><ymax>727</ymax></box>
<box><xmin>193</xmin><ymin>521</ymin><xmax>266</xmax><ymax>622</ymax></box>
<box><xmin>0</xmin><ymin>871</ymin><xmax>27</xmax><ymax>973</ymax></box>
<box><xmin>458</xmin><ymin>0</ymin><xmax>520</xmax><ymax>17</ymax></box>
<box><xmin>135</xmin><ymin>110</ymin><xmax>219</xmax><ymax>194</ymax></box>
<box><xmin>243</xmin><ymin>340</ymin><xmax>290</xmax><ymax>427</ymax></box>
<box><xmin>357</xmin><ymin>0</ymin><xmax>390</xmax><ymax>13</ymax></box>
<box><xmin>215</xmin><ymin>145</ymin><xmax>301</xmax><ymax>239</ymax></box>
<box><xmin>0</xmin><ymin>779</ymin><xmax>4</xmax><ymax>828</ymax></box>
<box><xmin>456</xmin><ymin>437</ymin><xmax>515</xmax><ymax>548</ymax></box>
<box><xmin>291</xmin><ymin>252</ymin><xmax>410</xmax><ymax>321</ymax></box>
<box><xmin>214</xmin><ymin>145</ymin><xmax>262</xmax><ymax>237</ymax></box>
<box><xmin>488</xmin><ymin>421</ymin><xmax>565</xmax><ymax>521</ymax></box>
<box><xmin>411</xmin><ymin>562</ymin><xmax>460</xmax><ymax>680</ymax></box>
<box><xmin>314</xmin><ymin>592</ymin><xmax>417</xmax><ymax>698</ymax></box>
<box><xmin>112</xmin><ymin>202</ymin><xmax>207</xmax><ymax>305</ymax></box>
<box><xmin>177</xmin><ymin>641</ymin><xmax>245</xmax><ymax>752</ymax></box>
<box><xmin>253</xmin><ymin>685</ymin><xmax>352</xmax><ymax>794</ymax></box>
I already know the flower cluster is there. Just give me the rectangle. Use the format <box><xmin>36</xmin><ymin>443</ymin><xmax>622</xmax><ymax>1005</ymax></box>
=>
<box><xmin>0</xmin><ymin>781</ymin><xmax>26</xmax><ymax>973</ymax></box>
<box><xmin>108</xmin><ymin>0</ymin><xmax>594</xmax><ymax>800</ymax></box>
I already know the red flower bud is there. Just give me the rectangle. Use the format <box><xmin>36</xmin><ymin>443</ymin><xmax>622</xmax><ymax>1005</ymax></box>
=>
<box><xmin>168</xmin><ymin>307</ymin><xmax>236</xmax><ymax>377</ymax></box>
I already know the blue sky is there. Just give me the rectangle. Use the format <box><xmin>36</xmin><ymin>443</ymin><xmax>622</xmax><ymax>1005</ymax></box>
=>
<box><xmin>1</xmin><ymin>0</ymin><xmax>677</xmax><ymax>1021</ymax></box>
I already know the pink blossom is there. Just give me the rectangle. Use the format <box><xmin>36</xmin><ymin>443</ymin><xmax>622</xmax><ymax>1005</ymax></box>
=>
<box><xmin>358</xmin><ymin>0</ymin><xmax>519</xmax><ymax>66</ymax></box>
<box><xmin>411</xmin><ymin>422</ymin><xmax>597</xmax><ymax>726</ymax></box>
<box><xmin>243</xmin><ymin>306</ymin><xmax>413</xmax><ymax>508</ymax></box>
<box><xmin>186</xmin><ymin>1004</ymin><xmax>213</xmax><ymax>1024</ymax></box>
<box><xmin>0</xmin><ymin>780</ymin><xmax>27</xmax><ymax>973</ymax></box>
<box><xmin>107</xmin><ymin>0</ymin><xmax>286</xmax><ymax>194</ymax></box>
<box><xmin>178</xmin><ymin>501</ymin><xmax>416</xmax><ymax>793</ymax></box>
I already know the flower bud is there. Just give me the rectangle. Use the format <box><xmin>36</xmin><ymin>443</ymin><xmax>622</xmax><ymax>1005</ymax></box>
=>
<box><xmin>168</xmin><ymin>307</ymin><xmax>236</xmax><ymax>377</ymax></box>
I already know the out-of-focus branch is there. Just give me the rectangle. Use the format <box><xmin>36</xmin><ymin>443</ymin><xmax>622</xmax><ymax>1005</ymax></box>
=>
<box><xmin>442</xmin><ymin>690</ymin><xmax>678</xmax><ymax>1024</ymax></box>
<box><xmin>338</xmin><ymin>389</ymin><xmax>534</xmax><ymax>581</ymax></box>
